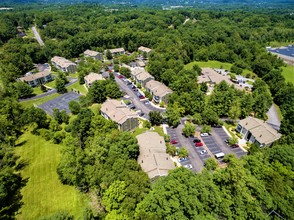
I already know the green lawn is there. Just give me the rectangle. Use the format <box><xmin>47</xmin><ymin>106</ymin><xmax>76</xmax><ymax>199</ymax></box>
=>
<box><xmin>44</xmin><ymin>80</ymin><xmax>56</xmax><ymax>88</ymax></box>
<box><xmin>133</xmin><ymin>125</ymin><xmax>164</xmax><ymax>137</ymax></box>
<box><xmin>89</xmin><ymin>103</ymin><xmax>101</xmax><ymax>114</ymax></box>
<box><xmin>281</xmin><ymin>64</ymin><xmax>294</xmax><ymax>83</ymax></box>
<box><xmin>15</xmin><ymin>132</ymin><xmax>89</xmax><ymax>220</ymax></box>
<box><xmin>20</xmin><ymin>93</ymin><xmax>61</xmax><ymax>108</ymax></box>
<box><xmin>32</xmin><ymin>86</ymin><xmax>44</xmax><ymax>95</ymax></box>
<box><xmin>67</xmin><ymin>82</ymin><xmax>88</xmax><ymax>95</ymax></box>
<box><xmin>185</xmin><ymin>60</ymin><xmax>253</xmax><ymax>76</ymax></box>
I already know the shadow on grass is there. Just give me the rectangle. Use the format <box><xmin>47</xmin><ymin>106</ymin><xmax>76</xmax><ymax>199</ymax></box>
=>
<box><xmin>16</xmin><ymin>159</ymin><xmax>29</xmax><ymax>171</ymax></box>
<box><xmin>15</xmin><ymin>140</ymin><xmax>27</xmax><ymax>147</ymax></box>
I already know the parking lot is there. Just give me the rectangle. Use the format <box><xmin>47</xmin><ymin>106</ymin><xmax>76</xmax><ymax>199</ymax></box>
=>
<box><xmin>115</xmin><ymin>73</ymin><xmax>165</xmax><ymax>119</ymax></box>
<box><xmin>187</xmin><ymin>137</ymin><xmax>211</xmax><ymax>163</ymax></box>
<box><xmin>166</xmin><ymin>125</ymin><xmax>205</xmax><ymax>172</ymax></box>
<box><xmin>38</xmin><ymin>92</ymin><xmax>81</xmax><ymax>115</ymax></box>
<box><xmin>213</xmin><ymin>127</ymin><xmax>247</xmax><ymax>158</ymax></box>
<box><xmin>200</xmin><ymin>127</ymin><xmax>247</xmax><ymax>160</ymax></box>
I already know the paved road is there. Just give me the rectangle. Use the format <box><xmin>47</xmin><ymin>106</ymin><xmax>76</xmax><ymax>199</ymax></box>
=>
<box><xmin>19</xmin><ymin>78</ymin><xmax>78</xmax><ymax>102</ymax></box>
<box><xmin>115</xmin><ymin>74</ymin><xmax>165</xmax><ymax>118</ymax></box>
<box><xmin>266</xmin><ymin>104</ymin><xmax>281</xmax><ymax>130</ymax></box>
<box><xmin>32</xmin><ymin>26</ymin><xmax>44</xmax><ymax>46</ymax></box>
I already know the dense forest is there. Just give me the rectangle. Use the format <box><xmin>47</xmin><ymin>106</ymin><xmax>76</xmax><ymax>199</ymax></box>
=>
<box><xmin>0</xmin><ymin>4</ymin><xmax>293</xmax><ymax>220</ymax></box>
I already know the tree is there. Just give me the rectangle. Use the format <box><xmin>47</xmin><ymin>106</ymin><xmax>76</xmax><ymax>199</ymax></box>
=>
<box><xmin>68</xmin><ymin>100</ymin><xmax>81</xmax><ymax>115</ymax></box>
<box><xmin>228</xmin><ymin>137</ymin><xmax>238</xmax><ymax>145</ymax></box>
<box><xmin>105</xmin><ymin>81</ymin><xmax>122</xmax><ymax>99</ymax></box>
<box><xmin>14</xmin><ymin>81</ymin><xmax>33</xmax><ymax>98</ymax></box>
<box><xmin>228</xmin><ymin>100</ymin><xmax>241</xmax><ymax>121</ymax></box>
<box><xmin>201</xmin><ymin>125</ymin><xmax>211</xmax><ymax>134</ymax></box>
<box><xmin>52</xmin><ymin>108</ymin><xmax>63</xmax><ymax>124</ymax></box>
<box><xmin>143</xmin><ymin>120</ymin><xmax>151</xmax><ymax>129</ymax></box>
<box><xmin>106</xmin><ymin>50</ymin><xmax>112</xmax><ymax>60</ymax></box>
<box><xmin>178</xmin><ymin>147</ymin><xmax>189</xmax><ymax>158</ymax></box>
<box><xmin>114</xmin><ymin>64</ymin><xmax>120</xmax><ymax>72</ymax></box>
<box><xmin>166</xmin><ymin>103</ymin><xmax>184</xmax><ymax>127</ymax></box>
<box><xmin>40</xmin><ymin>84</ymin><xmax>47</xmax><ymax>93</ymax></box>
<box><xmin>166</xmin><ymin>143</ymin><xmax>176</xmax><ymax>156</ymax></box>
<box><xmin>55</xmin><ymin>77</ymin><xmax>67</xmax><ymax>94</ymax></box>
<box><xmin>119</xmin><ymin>67</ymin><xmax>131</xmax><ymax>78</ymax></box>
<box><xmin>205</xmin><ymin>158</ymin><xmax>218</xmax><ymax>171</ymax></box>
<box><xmin>0</xmin><ymin>144</ymin><xmax>25</xmax><ymax>219</ymax></box>
<box><xmin>148</xmin><ymin>111</ymin><xmax>163</xmax><ymax>126</ymax></box>
<box><xmin>23</xmin><ymin>106</ymin><xmax>49</xmax><ymax>129</ymax></box>
<box><xmin>60</xmin><ymin>110</ymin><xmax>69</xmax><ymax>124</ymax></box>
<box><xmin>87</xmin><ymin>80</ymin><xmax>106</xmax><ymax>104</ymax></box>
<box><xmin>102</xmin><ymin>180</ymin><xmax>127</xmax><ymax>212</ymax></box>
<box><xmin>200</xmin><ymin>82</ymin><xmax>208</xmax><ymax>93</ymax></box>
<box><xmin>192</xmin><ymin>64</ymin><xmax>202</xmax><ymax>76</ymax></box>
<box><xmin>120</xmin><ymin>55</ymin><xmax>130</xmax><ymax>64</ymax></box>
<box><xmin>201</xmin><ymin>108</ymin><xmax>219</xmax><ymax>125</ymax></box>
<box><xmin>182</xmin><ymin>122</ymin><xmax>195</xmax><ymax>137</ymax></box>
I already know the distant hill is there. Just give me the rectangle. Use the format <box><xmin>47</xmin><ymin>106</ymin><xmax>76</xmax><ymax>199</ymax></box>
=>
<box><xmin>1</xmin><ymin>0</ymin><xmax>293</xmax><ymax>6</ymax></box>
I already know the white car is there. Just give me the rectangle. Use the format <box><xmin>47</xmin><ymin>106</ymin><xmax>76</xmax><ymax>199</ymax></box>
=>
<box><xmin>200</xmin><ymin>133</ymin><xmax>209</xmax><ymax>137</ymax></box>
<box><xmin>183</xmin><ymin>164</ymin><xmax>193</xmax><ymax>169</ymax></box>
<box><xmin>199</xmin><ymin>150</ymin><xmax>208</xmax><ymax>155</ymax></box>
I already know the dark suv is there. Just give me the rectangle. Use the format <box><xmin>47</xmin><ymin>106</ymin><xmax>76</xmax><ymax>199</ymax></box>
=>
<box><xmin>193</xmin><ymin>138</ymin><xmax>201</xmax><ymax>143</ymax></box>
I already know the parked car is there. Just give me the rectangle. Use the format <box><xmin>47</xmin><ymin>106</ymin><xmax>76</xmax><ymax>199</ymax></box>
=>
<box><xmin>183</xmin><ymin>164</ymin><xmax>193</xmax><ymax>169</ymax></box>
<box><xmin>224</xmin><ymin>139</ymin><xmax>229</xmax><ymax>144</ymax></box>
<box><xmin>144</xmin><ymin>100</ymin><xmax>150</xmax><ymax>105</ymax></box>
<box><xmin>200</xmin><ymin>133</ymin><xmax>209</xmax><ymax>137</ymax></box>
<box><xmin>133</xmin><ymin>88</ymin><xmax>138</xmax><ymax>92</ymax></box>
<box><xmin>213</xmin><ymin>124</ymin><xmax>222</xmax><ymax>128</ymax></box>
<box><xmin>127</xmin><ymin>81</ymin><xmax>132</xmax><ymax>85</ymax></box>
<box><xmin>195</xmin><ymin>142</ymin><xmax>203</xmax><ymax>147</ymax></box>
<box><xmin>199</xmin><ymin>150</ymin><xmax>207</xmax><ymax>155</ymax></box>
<box><xmin>170</xmin><ymin>139</ymin><xmax>178</xmax><ymax>144</ymax></box>
<box><xmin>193</xmin><ymin>138</ymin><xmax>201</xmax><ymax>143</ymax></box>
<box><xmin>139</xmin><ymin>95</ymin><xmax>145</xmax><ymax>99</ymax></box>
<box><xmin>131</xmin><ymin>85</ymin><xmax>136</xmax><ymax>89</ymax></box>
<box><xmin>139</xmin><ymin>112</ymin><xmax>145</xmax><ymax>117</ymax></box>
<box><xmin>178</xmin><ymin>157</ymin><xmax>188</xmax><ymax>163</ymax></box>
<box><xmin>129</xmin><ymin>104</ymin><xmax>136</xmax><ymax>109</ymax></box>
<box><xmin>117</xmin><ymin>75</ymin><xmax>124</xmax><ymax>79</ymax></box>
<box><xmin>230</xmin><ymin>144</ymin><xmax>240</xmax><ymax>148</ymax></box>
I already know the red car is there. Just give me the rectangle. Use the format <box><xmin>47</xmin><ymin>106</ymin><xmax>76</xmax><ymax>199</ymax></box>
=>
<box><xmin>117</xmin><ymin>75</ymin><xmax>124</xmax><ymax>79</ymax></box>
<box><xmin>170</xmin><ymin>140</ymin><xmax>178</xmax><ymax>144</ymax></box>
<box><xmin>230</xmin><ymin>144</ymin><xmax>239</xmax><ymax>148</ymax></box>
<box><xmin>139</xmin><ymin>95</ymin><xmax>145</xmax><ymax>99</ymax></box>
<box><xmin>195</xmin><ymin>142</ymin><xmax>203</xmax><ymax>147</ymax></box>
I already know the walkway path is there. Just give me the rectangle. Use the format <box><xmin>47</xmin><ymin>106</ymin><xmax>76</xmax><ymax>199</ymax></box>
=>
<box><xmin>32</xmin><ymin>26</ymin><xmax>44</xmax><ymax>46</ymax></box>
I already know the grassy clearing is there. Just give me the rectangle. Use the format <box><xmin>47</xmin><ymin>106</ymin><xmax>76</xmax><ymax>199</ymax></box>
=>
<box><xmin>67</xmin><ymin>82</ymin><xmax>88</xmax><ymax>95</ymax></box>
<box><xmin>185</xmin><ymin>60</ymin><xmax>253</xmax><ymax>76</ymax></box>
<box><xmin>32</xmin><ymin>86</ymin><xmax>44</xmax><ymax>95</ymax></box>
<box><xmin>132</xmin><ymin>126</ymin><xmax>164</xmax><ymax>137</ymax></box>
<box><xmin>89</xmin><ymin>103</ymin><xmax>101</xmax><ymax>114</ymax></box>
<box><xmin>15</xmin><ymin>132</ymin><xmax>89</xmax><ymax>220</ymax></box>
<box><xmin>20</xmin><ymin>93</ymin><xmax>61</xmax><ymax>108</ymax></box>
<box><xmin>281</xmin><ymin>64</ymin><xmax>294</xmax><ymax>83</ymax></box>
<box><xmin>44</xmin><ymin>80</ymin><xmax>56</xmax><ymax>88</ymax></box>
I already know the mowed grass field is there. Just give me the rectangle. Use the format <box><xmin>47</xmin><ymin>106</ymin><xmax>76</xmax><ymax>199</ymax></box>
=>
<box><xmin>15</xmin><ymin>132</ymin><xmax>88</xmax><ymax>220</ymax></box>
<box><xmin>282</xmin><ymin>64</ymin><xmax>294</xmax><ymax>83</ymax></box>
